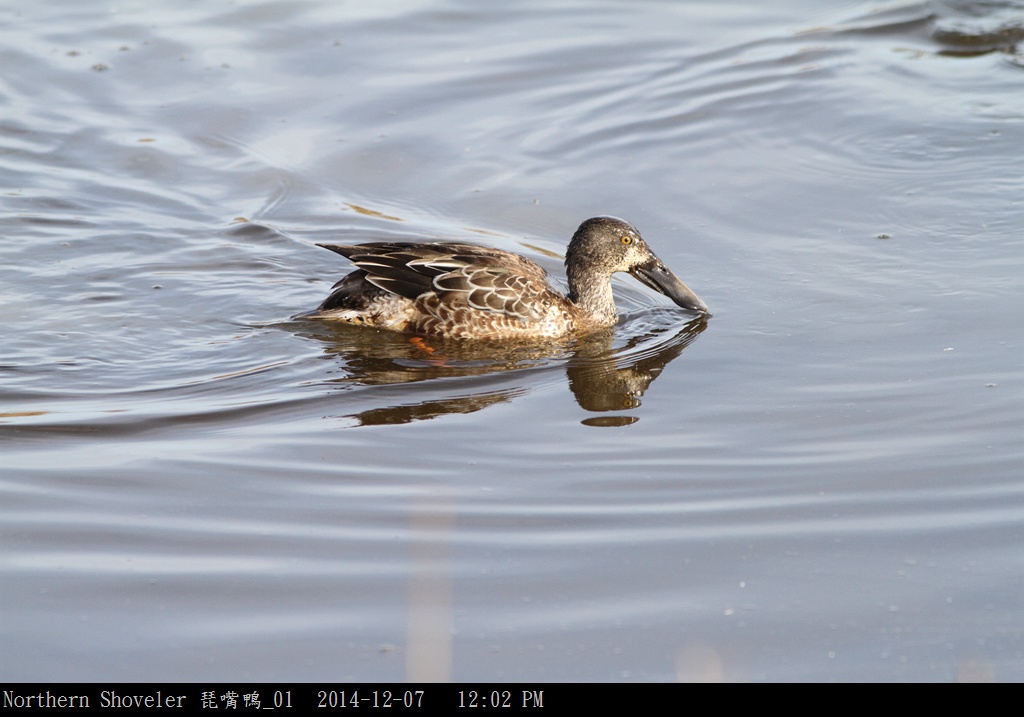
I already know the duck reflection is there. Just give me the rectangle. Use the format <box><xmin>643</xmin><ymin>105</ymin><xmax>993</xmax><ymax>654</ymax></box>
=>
<box><xmin>290</xmin><ymin>312</ymin><xmax>708</xmax><ymax>426</ymax></box>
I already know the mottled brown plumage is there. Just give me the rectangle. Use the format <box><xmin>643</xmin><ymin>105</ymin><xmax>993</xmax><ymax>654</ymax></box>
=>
<box><xmin>299</xmin><ymin>217</ymin><xmax>707</xmax><ymax>339</ymax></box>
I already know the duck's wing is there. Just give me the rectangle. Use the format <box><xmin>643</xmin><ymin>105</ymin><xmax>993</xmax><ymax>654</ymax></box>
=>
<box><xmin>317</xmin><ymin>242</ymin><xmax>555</xmax><ymax>322</ymax></box>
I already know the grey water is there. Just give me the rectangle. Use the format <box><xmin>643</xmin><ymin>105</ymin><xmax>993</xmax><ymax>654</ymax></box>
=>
<box><xmin>2</xmin><ymin>0</ymin><xmax>1022</xmax><ymax>681</ymax></box>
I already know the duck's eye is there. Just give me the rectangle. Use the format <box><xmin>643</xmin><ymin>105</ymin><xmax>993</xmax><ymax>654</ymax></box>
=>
<box><xmin>621</xmin><ymin>235</ymin><xmax>632</xmax><ymax>245</ymax></box>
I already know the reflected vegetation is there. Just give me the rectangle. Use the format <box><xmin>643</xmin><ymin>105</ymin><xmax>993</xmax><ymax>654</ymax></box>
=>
<box><xmin>288</xmin><ymin>312</ymin><xmax>709</xmax><ymax>427</ymax></box>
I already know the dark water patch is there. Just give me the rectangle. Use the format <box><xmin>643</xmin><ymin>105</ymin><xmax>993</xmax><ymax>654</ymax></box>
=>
<box><xmin>932</xmin><ymin>0</ymin><xmax>1024</xmax><ymax>58</ymax></box>
<box><xmin>810</xmin><ymin>0</ymin><xmax>1024</xmax><ymax>60</ymax></box>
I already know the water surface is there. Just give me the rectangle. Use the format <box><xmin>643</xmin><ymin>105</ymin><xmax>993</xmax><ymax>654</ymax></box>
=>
<box><xmin>2</xmin><ymin>0</ymin><xmax>1023</xmax><ymax>681</ymax></box>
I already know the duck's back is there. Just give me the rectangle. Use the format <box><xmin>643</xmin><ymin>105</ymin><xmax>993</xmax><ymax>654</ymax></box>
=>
<box><xmin>307</xmin><ymin>242</ymin><xmax>577</xmax><ymax>339</ymax></box>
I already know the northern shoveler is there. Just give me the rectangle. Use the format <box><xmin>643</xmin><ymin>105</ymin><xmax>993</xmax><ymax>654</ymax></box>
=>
<box><xmin>300</xmin><ymin>216</ymin><xmax>708</xmax><ymax>339</ymax></box>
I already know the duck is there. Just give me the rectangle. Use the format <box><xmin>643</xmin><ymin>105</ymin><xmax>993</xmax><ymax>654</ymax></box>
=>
<box><xmin>299</xmin><ymin>216</ymin><xmax>708</xmax><ymax>340</ymax></box>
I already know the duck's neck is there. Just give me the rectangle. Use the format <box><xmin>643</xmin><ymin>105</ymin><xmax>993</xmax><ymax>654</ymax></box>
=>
<box><xmin>567</xmin><ymin>263</ymin><xmax>618</xmax><ymax>325</ymax></box>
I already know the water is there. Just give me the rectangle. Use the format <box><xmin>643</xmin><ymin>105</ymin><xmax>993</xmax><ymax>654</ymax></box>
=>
<box><xmin>2</xmin><ymin>0</ymin><xmax>1022</xmax><ymax>682</ymax></box>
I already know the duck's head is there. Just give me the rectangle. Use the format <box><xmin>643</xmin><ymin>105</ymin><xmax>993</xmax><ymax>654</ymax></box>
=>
<box><xmin>566</xmin><ymin>216</ymin><xmax>709</xmax><ymax>314</ymax></box>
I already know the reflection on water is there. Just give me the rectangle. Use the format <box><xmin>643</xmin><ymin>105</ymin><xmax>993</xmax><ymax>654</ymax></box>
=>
<box><xmin>567</xmin><ymin>314</ymin><xmax>707</xmax><ymax>421</ymax></box>
<box><xmin>932</xmin><ymin>0</ymin><xmax>1024</xmax><ymax>58</ymax></box>
<box><xmin>289</xmin><ymin>312</ymin><xmax>708</xmax><ymax>426</ymax></box>
<box><xmin>814</xmin><ymin>0</ymin><xmax>1024</xmax><ymax>60</ymax></box>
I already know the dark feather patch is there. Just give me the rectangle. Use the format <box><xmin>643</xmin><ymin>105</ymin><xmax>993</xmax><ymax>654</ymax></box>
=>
<box><xmin>366</xmin><ymin>275</ymin><xmax>432</xmax><ymax>300</ymax></box>
<box><xmin>316</xmin><ymin>241</ymin><xmax>558</xmax><ymax>322</ymax></box>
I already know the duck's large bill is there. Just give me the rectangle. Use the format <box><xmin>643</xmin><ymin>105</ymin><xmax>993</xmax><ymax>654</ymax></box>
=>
<box><xmin>631</xmin><ymin>258</ymin><xmax>709</xmax><ymax>314</ymax></box>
